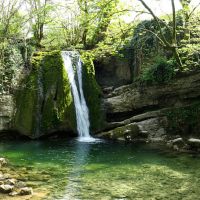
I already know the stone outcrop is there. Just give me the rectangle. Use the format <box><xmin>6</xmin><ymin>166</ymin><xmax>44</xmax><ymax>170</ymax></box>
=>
<box><xmin>104</xmin><ymin>71</ymin><xmax>200</xmax><ymax>120</ymax></box>
<box><xmin>101</xmin><ymin>71</ymin><xmax>200</xmax><ymax>143</ymax></box>
<box><xmin>0</xmin><ymin>96</ymin><xmax>14</xmax><ymax>131</ymax></box>
<box><xmin>0</xmin><ymin>51</ymin><xmax>102</xmax><ymax>138</ymax></box>
<box><xmin>94</xmin><ymin>56</ymin><xmax>132</xmax><ymax>88</ymax></box>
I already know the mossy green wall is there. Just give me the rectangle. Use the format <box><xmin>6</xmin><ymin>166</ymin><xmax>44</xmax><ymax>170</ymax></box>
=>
<box><xmin>14</xmin><ymin>51</ymin><xmax>76</xmax><ymax>138</ymax></box>
<box><xmin>14</xmin><ymin>68</ymin><xmax>38</xmax><ymax>135</ymax></box>
<box><xmin>81</xmin><ymin>52</ymin><xmax>105</xmax><ymax>133</ymax></box>
<box><xmin>14</xmin><ymin>50</ymin><xmax>104</xmax><ymax>138</ymax></box>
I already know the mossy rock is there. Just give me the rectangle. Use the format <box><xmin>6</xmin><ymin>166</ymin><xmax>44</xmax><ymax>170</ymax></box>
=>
<box><xmin>14</xmin><ymin>51</ymin><xmax>76</xmax><ymax>138</ymax></box>
<box><xmin>14</xmin><ymin>50</ymin><xmax>104</xmax><ymax>138</ymax></box>
<box><xmin>81</xmin><ymin>51</ymin><xmax>105</xmax><ymax>133</ymax></box>
<box><xmin>99</xmin><ymin>123</ymin><xmax>141</xmax><ymax>140</ymax></box>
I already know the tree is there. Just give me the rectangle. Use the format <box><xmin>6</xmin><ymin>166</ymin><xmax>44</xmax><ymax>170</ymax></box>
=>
<box><xmin>179</xmin><ymin>0</ymin><xmax>200</xmax><ymax>41</ymax></box>
<box><xmin>138</xmin><ymin>0</ymin><xmax>184</xmax><ymax>69</ymax></box>
<box><xmin>76</xmin><ymin>0</ymin><xmax>120</xmax><ymax>49</ymax></box>
<box><xmin>27</xmin><ymin>0</ymin><xmax>54</xmax><ymax>49</ymax></box>
<box><xmin>0</xmin><ymin>0</ymin><xmax>24</xmax><ymax>40</ymax></box>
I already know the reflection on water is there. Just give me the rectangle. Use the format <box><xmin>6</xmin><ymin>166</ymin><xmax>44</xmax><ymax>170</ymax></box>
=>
<box><xmin>60</xmin><ymin>141</ymin><xmax>92</xmax><ymax>200</ymax></box>
<box><xmin>0</xmin><ymin>139</ymin><xmax>200</xmax><ymax>200</ymax></box>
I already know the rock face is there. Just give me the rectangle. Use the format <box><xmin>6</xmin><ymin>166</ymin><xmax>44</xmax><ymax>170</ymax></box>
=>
<box><xmin>0</xmin><ymin>51</ymin><xmax>102</xmax><ymax>138</ymax></box>
<box><xmin>94</xmin><ymin>56</ymin><xmax>132</xmax><ymax>88</ymax></box>
<box><xmin>104</xmin><ymin>72</ymin><xmax>200</xmax><ymax>120</ymax></box>
<box><xmin>14</xmin><ymin>51</ymin><xmax>76</xmax><ymax>138</ymax></box>
<box><xmin>101</xmin><ymin>71</ymin><xmax>200</xmax><ymax>142</ymax></box>
<box><xmin>0</xmin><ymin>96</ymin><xmax>14</xmax><ymax>131</ymax></box>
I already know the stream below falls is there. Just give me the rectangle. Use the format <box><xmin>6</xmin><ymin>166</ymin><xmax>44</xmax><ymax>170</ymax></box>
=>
<box><xmin>0</xmin><ymin>138</ymin><xmax>200</xmax><ymax>200</ymax></box>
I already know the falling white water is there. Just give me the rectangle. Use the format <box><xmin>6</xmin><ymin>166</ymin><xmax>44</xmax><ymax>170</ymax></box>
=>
<box><xmin>61</xmin><ymin>51</ymin><xmax>95</xmax><ymax>142</ymax></box>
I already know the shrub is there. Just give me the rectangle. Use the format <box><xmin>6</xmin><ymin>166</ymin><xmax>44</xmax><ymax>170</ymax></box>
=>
<box><xmin>140</xmin><ymin>57</ymin><xmax>176</xmax><ymax>84</ymax></box>
<box><xmin>166</xmin><ymin>103</ymin><xmax>200</xmax><ymax>136</ymax></box>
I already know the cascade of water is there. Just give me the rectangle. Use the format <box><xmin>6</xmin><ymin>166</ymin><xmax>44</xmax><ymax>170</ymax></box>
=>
<box><xmin>61</xmin><ymin>51</ymin><xmax>94</xmax><ymax>142</ymax></box>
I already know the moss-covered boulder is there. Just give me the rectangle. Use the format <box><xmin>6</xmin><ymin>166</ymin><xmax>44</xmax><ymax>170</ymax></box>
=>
<box><xmin>14</xmin><ymin>51</ymin><xmax>76</xmax><ymax>138</ymax></box>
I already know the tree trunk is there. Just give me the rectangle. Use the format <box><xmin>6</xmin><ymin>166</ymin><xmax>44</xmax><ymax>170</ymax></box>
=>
<box><xmin>172</xmin><ymin>47</ymin><xmax>183</xmax><ymax>70</ymax></box>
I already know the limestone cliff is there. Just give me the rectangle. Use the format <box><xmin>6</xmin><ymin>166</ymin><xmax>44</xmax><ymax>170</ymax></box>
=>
<box><xmin>100</xmin><ymin>71</ymin><xmax>200</xmax><ymax>143</ymax></box>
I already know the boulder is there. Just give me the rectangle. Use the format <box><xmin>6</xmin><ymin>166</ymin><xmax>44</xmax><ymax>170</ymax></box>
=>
<box><xmin>137</xmin><ymin>118</ymin><xmax>167</xmax><ymax>142</ymax></box>
<box><xmin>98</xmin><ymin>122</ymin><xmax>147</xmax><ymax>141</ymax></box>
<box><xmin>5</xmin><ymin>178</ymin><xmax>17</xmax><ymax>185</ymax></box>
<box><xmin>167</xmin><ymin>138</ymin><xmax>185</xmax><ymax>150</ymax></box>
<box><xmin>19</xmin><ymin>187</ymin><xmax>33</xmax><ymax>195</ymax></box>
<box><xmin>0</xmin><ymin>184</ymin><xmax>14</xmax><ymax>193</ymax></box>
<box><xmin>15</xmin><ymin>181</ymin><xmax>26</xmax><ymax>188</ymax></box>
<box><xmin>9</xmin><ymin>191</ymin><xmax>18</xmax><ymax>196</ymax></box>
<box><xmin>188</xmin><ymin>138</ymin><xmax>200</xmax><ymax>148</ymax></box>
<box><xmin>0</xmin><ymin>158</ymin><xmax>7</xmax><ymax>167</ymax></box>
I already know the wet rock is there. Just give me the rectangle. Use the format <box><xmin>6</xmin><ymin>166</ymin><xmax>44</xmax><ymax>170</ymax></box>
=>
<box><xmin>167</xmin><ymin>138</ymin><xmax>185</xmax><ymax>148</ymax></box>
<box><xmin>0</xmin><ymin>173</ymin><xmax>10</xmax><ymax>181</ymax></box>
<box><xmin>188</xmin><ymin>138</ymin><xmax>200</xmax><ymax>148</ymax></box>
<box><xmin>5</xmin><ymin>178</ymin><xmax>17</xmax><ymax>185</ymax></box>
<box><xmin>98</xmin><ymin>121</ymin><xmax>151</xmax><ymax>143</ymax></box>
<box><xmin>0</xmin><ymin>158</ymin><xmax>7</xmax><ymax>167</ymax></box>
<box><xmin>9</xmin><ymin>191</ymin><xmax>18</xmax><ymax>196</ymax></box>
<box><xmin>173</xmin><ymin>145</ymin><xmax>179</xmax><ymax>151</ymax></box>
<box><xmin>172</xmin><ymin>138</ymin><xmax>184</xmax><ymax>144</ymax></box>
<box><xmin>137</xmin><ymin>118</ymin><xmax>167</xmax><ymax>142</ymax></box>
<box><xmin>99</xmin><ymin>123</ymin><xmax>141</xmax><ymax>141</ymax></box>
<box><xmin>0</xmin><ymin>184</ymin><xmax>14</xmax><ymax>193</ymax></box>
<box><xmin>102</xmin><ymin>86</ymin><xmax>114</xmax><ymax>96</ymax></box>
<box><xmin>19</xmin><ymin>187</ymin><xmax>33</xmax><ymax>195</ymax></box>
<box><xmin>15</xmin><ymin>181</ymin><xmax>26</xmax><ymax>188</ymax></box>
<box><xmin>0</xmin><ymin>174</ymin><xmax>5</xmax><ymax>181</ymax></box>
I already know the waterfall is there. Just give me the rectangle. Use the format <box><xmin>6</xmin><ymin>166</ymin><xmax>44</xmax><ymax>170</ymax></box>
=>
<box><xmin>61</xmin><ymin>51</ymin><xmax>95</xmax><ymax>142</ymax></box>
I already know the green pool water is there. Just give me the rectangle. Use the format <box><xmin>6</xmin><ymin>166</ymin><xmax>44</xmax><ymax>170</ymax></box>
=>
<box><xmin>0</xmin><ymin>138</ymin><xmax>200</xmax><ymax>200</ymax></box>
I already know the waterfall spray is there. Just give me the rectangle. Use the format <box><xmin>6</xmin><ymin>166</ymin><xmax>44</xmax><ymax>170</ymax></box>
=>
<box><xmin>62</xmin><ymin>51</ymin><xmax>95</xmax><ymax>142</ymax></box>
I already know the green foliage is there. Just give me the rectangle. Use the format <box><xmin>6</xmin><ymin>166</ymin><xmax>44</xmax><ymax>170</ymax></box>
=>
<box><xmin>178</xmin><ymin>13</ymin><xmax>200</xmax><ymax>70</ymax></box>
<box><xmin>166</xmin><ymin>103</ymin><xmax>200</xmax><ymax>136</ymax></box>
<box><xmin>0</xmin><ymin>43</ymin><xmax>23</xmax><ymax>94</ymax></box>
<box><xmin>140</xmin><ymin>57</ymin><xmax>176</xmax><ymax>84</ymax></box>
